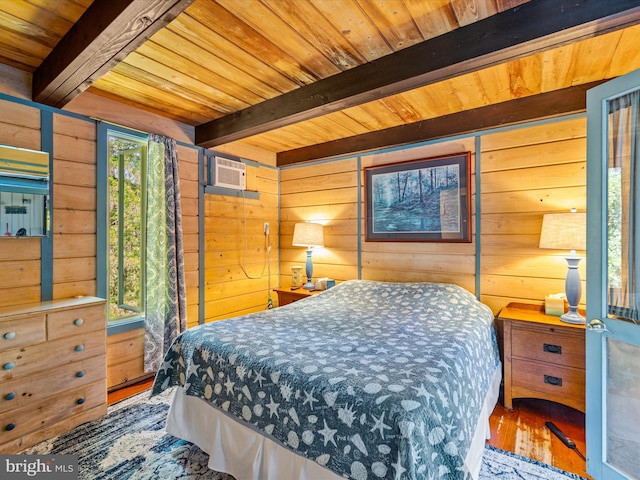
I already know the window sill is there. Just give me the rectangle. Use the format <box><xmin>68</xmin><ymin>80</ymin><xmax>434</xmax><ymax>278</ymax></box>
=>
<box><xmin>204</xmin><ymin>185</ymin><xmax>259</xmax><ymax>199</ymax></box>
<box><xmin>107</xmin><ymin>316</ymin><xmax>145</xmax><ymax>336</ymax></box>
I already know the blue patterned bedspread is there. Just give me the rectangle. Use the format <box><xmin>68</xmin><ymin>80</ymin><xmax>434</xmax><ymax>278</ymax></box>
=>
<box><xmin>152</xmin><ymin>280</ymin><xmax>501</xmax><ymax>479</ymax></box>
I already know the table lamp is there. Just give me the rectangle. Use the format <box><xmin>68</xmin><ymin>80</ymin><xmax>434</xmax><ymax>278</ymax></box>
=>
<box><xmin>539</xmin><ymin>209</ymin><xmax>587</xmax><ymax>324</ymax></box>
<box><xmin>292</xmin><ymin>222</ymin><xmax>324</xmax><ymax>290</ymax></box>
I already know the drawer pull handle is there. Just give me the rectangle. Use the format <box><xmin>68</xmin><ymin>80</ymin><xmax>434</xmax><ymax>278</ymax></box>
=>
<box><xmin>4</xmin><ymin>392</ymin><xmax>16</xmax><ymax>401</ymax></box>
<box><xmin>73</xmin><ymin>318</ymin><xmax>84</xmax><ymax>326</ymax></box>
<box><xmin>75</xmin><ymin>371</ymin><xmax>85</xmax><ymax>378</ymax></box>
<box><xmin>3</xmin><ymin>362</ymin><xmax>15</xmax><ymax>371</ymax></box>
<box><xmin>5</xmin><ymin>423</ymin><xmax>15</xmax><ymax>431</ymax></box>
<box><xmin>543</xmin><ymin>343</ymin><xmax>562</xmax><ymax>354</ymax></box>
<box><xmin>76</xmin><ymin>397</ymin><xmax>85</xmax><ymax>405</ymax></box>
<box><xmin>544</xmin><ymin>375</ymin><xmax>563</xmax><ymax>386</ymax></box>
<box><xmin>3</xmin><ymin>332</ymin><xmax>16</xmax><ymax>340</ymax></box>
<box><xmin>75</xmin><ymin>344</ymin><xmax>84</xmax><ymax>352</ymax></box>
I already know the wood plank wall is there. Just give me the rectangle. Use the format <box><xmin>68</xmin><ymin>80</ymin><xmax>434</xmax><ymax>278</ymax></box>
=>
<box><xmin>203</xmin><ymin>162</ymin><xmax>279</xmax><ymax>321</ymax></box>
<box><xmin>0</xmin><ymin>91</ymin><xmax>208</xmax><ymax>389</ymax></box>
<box><xmin>479</xmin><ymin>117</ymin><xmax>587</xmax><ymax>313</ymax></box>
<box><xmin>0</xmin><ymin>99</ymin><xmax>43</xmax><ymax>306</ymax></box>
<box><xmin>280</xmin><ymin>158</ymin><xmax>359</xmax><ymax>291</ymax></box>
<box><xmin>178</xmin><ymin>145</ymin><xmax>201</xmax><ymax>329</ymax></box>
<box><xmin>360</xmin><ymin>140</ymin><xmax>478</xmax><ymax>292</ymax></box>
<box><xmin>52</xmin><ymin>113</ymin><xmax>97</xmax><ymax>299</ymax></box>
<box><xmin>0</xmin><ymin>81</ymin><xmax>588</xmax><ymax>387</ymax></box>
<box><xmin>280</xmin><ymin>139</ymin><xmax>477</xmax><ymax>295</ymax></box>
<box><xmin>279</xmin><ymin>117</ymin><xmax>586</xmax><ymax>315</ymax></box>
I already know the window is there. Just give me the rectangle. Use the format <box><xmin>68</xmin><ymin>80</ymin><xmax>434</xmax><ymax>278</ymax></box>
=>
<box><xmin>107</xmin><ymin>131</ymin><xmax>147</xmax><ymax>322</ymax></box>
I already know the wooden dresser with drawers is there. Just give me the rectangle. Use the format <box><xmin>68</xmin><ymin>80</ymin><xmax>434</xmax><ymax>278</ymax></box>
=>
<box><xmin>0</xmin><ymin>296</ymin><xmax>107</xmax><ymax>452</ymax></box>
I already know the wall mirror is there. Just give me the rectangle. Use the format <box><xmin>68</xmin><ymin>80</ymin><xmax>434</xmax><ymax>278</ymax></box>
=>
<box><xmin>0</xmin><ymin>145</ymin><xmax>50</xmax><ymax>237</ymax></box>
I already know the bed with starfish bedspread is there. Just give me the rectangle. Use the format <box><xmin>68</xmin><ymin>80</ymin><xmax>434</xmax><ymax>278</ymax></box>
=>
<box><xmin>152</xmin><ymin>280</ymin><xmax>502</xmax><ymax>480</ymax></box>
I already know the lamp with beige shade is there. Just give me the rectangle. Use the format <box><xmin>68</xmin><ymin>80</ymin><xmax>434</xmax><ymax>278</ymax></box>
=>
<box><xmin>292</xmin><ymin>222</ymin><xmax>324</xmax><ymax>290</ymax></box>
<box><xmin>539</xmin><ymin>209</ymin><xmax>587</xmax><ymax>324</ymax></box>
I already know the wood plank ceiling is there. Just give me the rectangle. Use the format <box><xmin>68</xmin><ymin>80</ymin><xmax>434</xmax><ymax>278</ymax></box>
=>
<box><xmin>1</xmin><ymin>0</ymin><xmax>640</xmax><ymax>164</ymax></box>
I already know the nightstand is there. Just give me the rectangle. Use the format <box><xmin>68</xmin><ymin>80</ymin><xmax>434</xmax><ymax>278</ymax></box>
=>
<box><xmin>273</xmin><ymin>287</ymin><xmax>322</xmax><ymax>306</ymax></box>
<box><xmin>498</xmin><ymin>302</ymin><xmax>586</xmax><ymax>413</ymax></box>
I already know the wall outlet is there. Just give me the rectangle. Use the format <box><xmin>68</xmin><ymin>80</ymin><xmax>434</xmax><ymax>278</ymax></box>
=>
<box><xmin>264</xmin><ymin>222</ymin><xmax>269</xmax><ymax>235</ymax></box>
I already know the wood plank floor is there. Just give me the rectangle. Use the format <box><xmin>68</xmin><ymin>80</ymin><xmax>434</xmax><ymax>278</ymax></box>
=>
<box><xmin>109</xmin><ymin>382</ymin><xmax>590</xmax><ymax>479</ymax></box>
<box><xmin>488</xmin><ymin>398</ymin><xmax>590</xmax><ymax>479</ymax></box>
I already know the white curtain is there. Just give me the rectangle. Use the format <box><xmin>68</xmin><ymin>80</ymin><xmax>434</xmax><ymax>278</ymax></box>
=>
<box><xmin>607</xmin><ymin>90</ymin><xmax>640</xmax><ymax>323</ymax></box>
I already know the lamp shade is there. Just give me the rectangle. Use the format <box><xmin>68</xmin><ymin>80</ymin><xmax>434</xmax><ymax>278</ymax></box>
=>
<box><xmin>292</xmin><ymin>222</ymin><xmax>324</xmax><ymax>248</ymax></box>
<box><xmin>539</xmin><ymin>212</ymin><xmax>586</xmax><ymax>251</ymax></box>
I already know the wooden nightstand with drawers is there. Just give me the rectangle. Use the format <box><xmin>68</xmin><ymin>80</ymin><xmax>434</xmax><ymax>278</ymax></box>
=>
<box><xmin>273</xmin><ymin>287</ymin><xmax>322</xmax><ymax>306</ymax></box>
<box><xmin>498</xmin><ymin>302</ymin><xmax>586</xmax><ymax>413</ymax></box>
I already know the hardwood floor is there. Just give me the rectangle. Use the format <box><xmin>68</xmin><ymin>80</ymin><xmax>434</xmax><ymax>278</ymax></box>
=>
<box><xmin>488</xmin><ymin>398</ymin><xmax>590</xmax><ymax>479</ymax></box>
<box><xmin>109</xmin><ymin>382</ymin><xmax>590</xmax><ymax>479</ymax></box>
<box><xmin>108</xmin><ymin>378</ymin><xmax>154</xmax><ymax>404</ymax></box>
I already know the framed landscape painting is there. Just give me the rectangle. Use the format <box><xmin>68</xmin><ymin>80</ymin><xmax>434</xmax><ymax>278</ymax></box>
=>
<box><xmin>364</xmin><ymin>152</ymin><xmax>471</xmax><ymax>242</ymax></box>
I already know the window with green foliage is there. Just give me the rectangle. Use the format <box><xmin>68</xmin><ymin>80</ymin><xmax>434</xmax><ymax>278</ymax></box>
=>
<box><xmin>608</xmin><ymin>166</ymin><xmax>622</xmax><ymax>291</ymax></box>
<box><xmin>107</xmin><ymin>131</ymin><xmax>147</xmax><ymax>322</ymax></box>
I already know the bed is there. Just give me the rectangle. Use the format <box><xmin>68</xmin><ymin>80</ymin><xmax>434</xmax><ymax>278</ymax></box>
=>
<box><xmin>151</xmin><ymin>280</ymin><xmax>502</xmax><ymax>480</ymax></box>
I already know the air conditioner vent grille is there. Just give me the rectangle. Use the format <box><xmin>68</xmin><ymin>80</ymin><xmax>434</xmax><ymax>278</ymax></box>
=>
<box><xmin>212</xmin><ymin>156</ymin><xmax>246</xmax><ymax>190</ymax></box>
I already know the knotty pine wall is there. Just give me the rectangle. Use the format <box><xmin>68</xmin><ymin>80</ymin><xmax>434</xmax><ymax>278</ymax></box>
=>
<box><xmin>0</xmin><ymin>63</ymin><xmax>587</xmax><ymax>386</ymax></box>
<box><xmin>280</xmin><ymin>138</ymin><xmax>477</xmax><ymax>294</ymax></box>
<box><xmin>361</xmin><ymin>140</ymin><xmax>478</xmax><ymax>291</ymax></box>
<box><xmin>203</xmin><ymin>160</ymin><xmax>279</xmax><ymax>322</ymax></box>
<box><xmin>52</xmin><ymin>113</ymin><xmax>97</xmax><ymax>300</ymax></box>
<box><xmin>0</xmin><ymin>99</ymin><xmax>42</xmax><ymax>306</ymax></box>
<box><xmin>176</xmin><ymin>144</ymin><xmax>201</xmax><ymax>328</ymax></box>
<box><xmin>0</xmin><ymin>76</ymin><xmax>208</xmax><ymax>389</ymax></box>
<box><xmin>280</xmin><ymin>116</ymin><xmax>586</xmax><ymax>315</ymax></box>
<box><xmin>479</xmin><ymin>117</ymin><xmax>586</xmax><ymax>313</ymax></box>
<box><xmin>0</xmin><ymin>104</ymin><xmax>92</xmax><ymax>304</ymax></box>
<box><xmin>0</xmin><ymin>84</ymin><xmax>279</xmax><ymax>389</ymax></box>
<box><xmin>280</xmin><ymin>158</ymin><xmax>359</xmax><ymax>290</ymax></box>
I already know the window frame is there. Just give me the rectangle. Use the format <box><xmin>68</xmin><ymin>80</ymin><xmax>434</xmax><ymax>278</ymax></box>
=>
<box><xmin>99</xmin><ymin>124</ymin><xmax>149</xmax><ymax>334</ymax></box>
<box><xmin>113</xmin><ymin>144</ymin><xmax>147</xmax><ymax>317</ymax></box>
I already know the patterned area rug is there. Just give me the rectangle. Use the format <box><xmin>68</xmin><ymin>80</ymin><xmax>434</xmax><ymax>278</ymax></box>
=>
<box><xmin>23</xmin><ymin>389</ymin><xmax>587</xmax><ymax>480</ymax></box>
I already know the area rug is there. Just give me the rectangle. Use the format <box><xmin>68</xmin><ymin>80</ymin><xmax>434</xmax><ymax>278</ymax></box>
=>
<box><xmin>23</xmin><ymin>389</ymin><xmax>587</xmax><ymax>480</ymax></box>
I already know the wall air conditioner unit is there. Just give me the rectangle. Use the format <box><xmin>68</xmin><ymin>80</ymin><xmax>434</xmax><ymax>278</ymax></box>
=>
<box><xmin>212</xmin><ymin>156</ymin><xmax>246</xmax><ymax>190</ymax></box>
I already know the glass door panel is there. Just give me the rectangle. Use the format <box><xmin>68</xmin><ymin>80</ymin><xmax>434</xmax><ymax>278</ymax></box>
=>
<box><xmin>606</xmin><ymin>338</ymin><xmax>640</xmax><ymax>479</ymax></box>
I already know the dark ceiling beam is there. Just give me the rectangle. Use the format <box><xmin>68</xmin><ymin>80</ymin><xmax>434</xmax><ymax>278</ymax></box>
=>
<box><xmin>33</xmin><ymin>0</ymin><xmax>194</xmax><ymax>108</ymax></box>
<box><xmin>196</xmin><ymin>0</ymin><xmax>640</xmax><ymax>149</ymax></box>
<box><xmin>276</xmin><ymin>80</ymin><xmax>606</xmax><ymax>166</ymax></box>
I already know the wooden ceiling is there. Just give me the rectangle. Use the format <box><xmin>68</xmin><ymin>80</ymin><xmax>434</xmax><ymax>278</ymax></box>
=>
<box><xmin>2</xmin><ymin>0</ymin><xmax>640</xmax><ymax>164</ymax></box>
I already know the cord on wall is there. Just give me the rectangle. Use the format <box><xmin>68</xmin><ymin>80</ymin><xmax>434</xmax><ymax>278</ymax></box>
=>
<box><xmin>239</xmin><ymin>190</ymin><xmax>269</xmax><ymax>280</ymax></box>
<box><xmin>238</xmin><ymin>192</ymin><xmax>274</xmax><ymax>309</ymax></box>
<box><xmin>266</xmin><ymin>237</ymin><xmax>273</xmax><ymax>309</ymax></box>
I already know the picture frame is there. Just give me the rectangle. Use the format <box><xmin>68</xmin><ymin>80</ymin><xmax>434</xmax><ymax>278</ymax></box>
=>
<box><xmin>364</xmin><ymin>152</ymin><xmax>471</xmax><ymax>242</ymax></box>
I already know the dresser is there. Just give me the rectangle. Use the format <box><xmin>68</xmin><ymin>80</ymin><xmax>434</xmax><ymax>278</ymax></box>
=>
<box><xmin>498</xmin><ymin>302</ymin><xmax>586</xmax><ymax>413</ymax></box>
<box><xmin>0</xmin><ymin>297</ymin><xmax>107</xmax><ymax>452</ymax></box>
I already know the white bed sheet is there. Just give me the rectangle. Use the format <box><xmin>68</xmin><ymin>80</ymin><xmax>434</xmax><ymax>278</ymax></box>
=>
<box><xmin>166</xmin><ymin>364</ymin><xmax>502</xmax><ymax>480</ymax></box>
